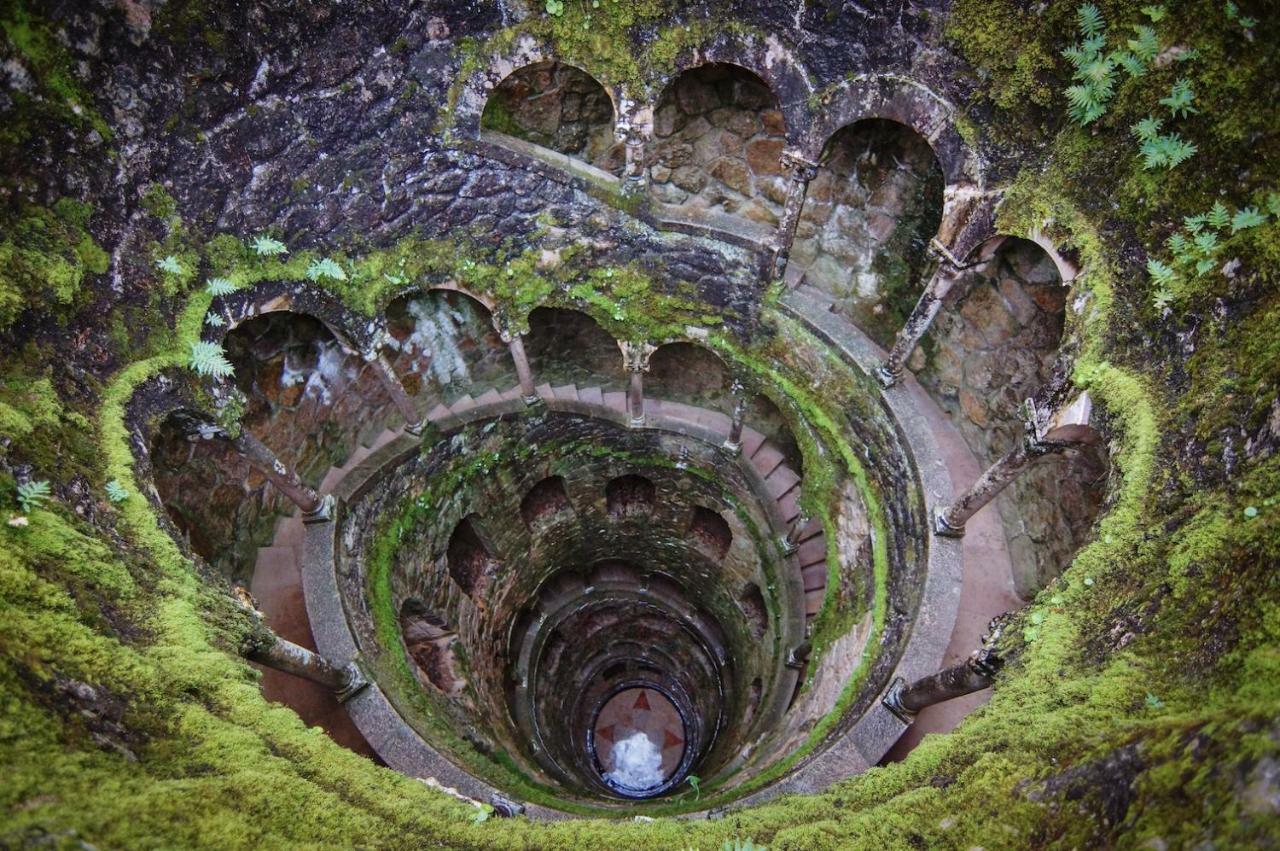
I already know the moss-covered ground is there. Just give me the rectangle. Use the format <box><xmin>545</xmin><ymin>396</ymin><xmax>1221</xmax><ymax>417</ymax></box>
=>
<box><xmin>1</xmin><ymin>0</ymin><xmax>1279</xmax><ymax>847</ymax></box>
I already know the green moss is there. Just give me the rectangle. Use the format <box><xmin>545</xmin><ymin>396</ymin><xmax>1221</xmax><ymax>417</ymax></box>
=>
<box><xmin>0</xmin><ymin>201</ymin><xmax>110</xmax><ymax>331</ymax></box>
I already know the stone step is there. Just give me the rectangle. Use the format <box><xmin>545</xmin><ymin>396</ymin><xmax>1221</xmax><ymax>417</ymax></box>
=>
<box><xmin>797</xmin><ymin>535</ymin><xmax>827</xmax><ymax>568</ymax></box>
<box><xmin>552</xmin><ymin>384</ymin><xmax>579</xmax><ymax>401</ymax></box>
<box><xmin>345</xmin><ymin>444</ymin><xmax>373</xmax><ymax>470</ymax></box>
<box><xmin>251</xmin><ymin>546</ymin><xmax>301</xmax><ymax>598</ymax></box>
<box><xmin>801</xmin><ymin>562</ymin><xmax>828</xmax><ymax>592</ymax></box>
<box><xmin>795</xmin><ymin>516</ymin><xmax>824</xmax><ymax>543</ymax></box>
<box><xmin>475</xmin><ymin>387</ymin><xmax>503</xmax><ymax>406</ymax></box>
<box><xmin>318</xmin><ymin>464</ymin><xmax>346</xmax><ymax>495</ymax></box>
<box><xmin>272</xmin><ymin>514</ymin><xmax>304</xmax><ymax>547</ymax></box>
<box><xmin>450</xmin><ymin>394</ymin><xmax>477</xmax><ymax>415</ymax></box>
<box><xmin>777</xmin><ymin>489</ymin><xmax>802</xmax><ymax>525</ymax></box>
<box><xmin>804</xmin><ymin>588</ymin><xmax>826</xmax><ymax>617</ymax></box>
<box><xmin>500</xmin><ymin>385</ymin><xmax>524</xmax><ymax>402</ymax></box>
<box><xmin>764</xmin><ymin>465</ymin><xmax>801</xmax><ymax>500</ymax></box>
<box><xmin>535</xmin><ymin>383</ymin><xmax>554</xmax><ymax>400</ymax></box>
<box><xmin>741</xmin><ymin>428</ymin><xmax>766</xmax><ymax>458</ymax></box>
<box><xmin>578</xmin><ymin>385</ymin><xmax>604</xmax><ymax>407</ymax></box>
<box><xmin>751</xmin><ymin>443</ymin><xmax>785</xmax><ymax>478</ymax></box>
<box><xmin>370</xmin><ymin>427</ymin><xmax>400</xmax><ymax>451</ymax></box>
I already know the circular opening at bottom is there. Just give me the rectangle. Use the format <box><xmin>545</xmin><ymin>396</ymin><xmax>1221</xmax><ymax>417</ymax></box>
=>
<box><xmin>592</xmin><ymin>687</ymin><xmax>687</xmax><ymax>797</ymax></box>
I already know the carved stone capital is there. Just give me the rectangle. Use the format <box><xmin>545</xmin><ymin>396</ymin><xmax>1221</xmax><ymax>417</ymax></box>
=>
<box><xmin>618</xmin><ymin>340</ymin><xmax>657</xmax><ymax>373</ymax></box>
<box><xmin>780</xmin><ymin>148</ymin><xmax>820</xmax><ymax>181</ymax></box>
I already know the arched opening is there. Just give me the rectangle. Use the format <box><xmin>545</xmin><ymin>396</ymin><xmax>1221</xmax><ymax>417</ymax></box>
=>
<box><xmin>646</xmin><ymin>342</ymin><xmax>733</xmax><ymax>417</ymax></box>
<box><xmin>399</xmin><ymin>599</ymin><xmax>464</xmax><ymax>695</ymax></box>
<box><xmin>689</xmin><ymin>506</ymin><xmax>732</xmax><ymax>561</ymax></box>
<box><xmin>481</xmin><ymin>61</ymin><xmax>622</xmax><ymax>174</ymax></box>
<box><xmin>525</xmin><ymin>307</ymin><xmax>625</xmax><ymax>392</ymax></box>
<box><xmin>788</xmin><ymin>119</ymin><xmax>944</xmax><ymax>345</ymax></box>
<box><xmin>521</xmin><ymin>475</ymin><xmax>574</xmax><ymax>530</ymax></box>
<box><xmin>383</xmin><ymin>290</ymin><xmax>516</xmax><ymax>407</ymax></box>
<box><xmin>738</xmin><ymin>583</ymin><xmax>768</xmax><ymax>639</ymax></box>
<box><xmin>649</xmin><ymin>63</ymin><xmax>787</xmax><ymax>229</ymax></box>
<box><xmin>916</xmin><ymin>237</ymin><xmax>1109</xmax><ymax>597</ymax></box>
<box><xmin>606</xmin><ymin>474</ymin><xmax>656</xmax><ymax>518</ymax></box>
<box><xmin>447</xmin><ymin>514</ymin><xmax>498</xmax><ymax>599</ymax></box>
<box><xmin>746</xmin><ymin>393</ymin><xmax>804</xmax><ymax>477</ymax></box>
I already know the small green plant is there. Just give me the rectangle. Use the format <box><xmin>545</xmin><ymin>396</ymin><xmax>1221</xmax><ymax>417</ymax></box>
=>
<box><xmin>105</xmin><ymin>479</ymin><xmax>129</xmax><ymax>503</ymax></box>
<box><xmin>469</xmin><ymin>804</ymin><xmax>493</xmax><ymax>824</ymax></box>
<box><xmin>1224</xmin><ymin>0</ymin><xmax>1257</xmax><ymax>29</ymax></box>
<box><xmin>187</xmin><ymin>340</ymin><xmax>234</xmax><ymax>378</ymax></box>
<box><xmin>305</xmin><ymin>257</ymin><xmax>347</xmax><ymax>282</ymax></box>
<box><xmin>155</xmin><ymin>255</ymin><xmax>184</xmax><ymax>275</ymax></box>
<box><xmin>1141</xmin><ymin>5</ymin><xmax>1167</xmax><ymax>22</ymax></box>
<box><xmin>1159</xmin><ymin>78</ymin><xmax>1198</xmax><ymax>118</ymax></box>
<box><xmin>1132</xmin><ymin>117</ymin><xmax>1197</xmax><ymax>170</ymax></box>
<box><xmin>204</xmin><ymin>312</ymin><xmax>225</xmax><ymax>327</ymax></box>
<box><xmin>544</xmin><ymin>0</ymin><xmax>564</xmax><ymax>15</ymax></box>
<box><xmin>1062</xmin><ymin>6</ymin><xmax>1117</xmax><ymax>125</ymax></box>
<box><xmin>1231</xmin><ymin>206</ymin><xmax>1266</xmax><ymax>232</ymax></box>
<box><xmin>17</xmin><ymin>480</ymin><xmax>51</xmax><ymax>513</ymax></box>
<box><xmin>205</xmin><ymin>276</ymin><xmax>238</xmax><ymax>296</ymax></box>
<box><xmin>1145</xmin><ymin>199</ymin><xmax>1272</xmax><ymax>308</ymax></box>
<box><xmin>251</xmin><ymin>235</ymin><xmax>288</xmax><ymax>256</ymax></box>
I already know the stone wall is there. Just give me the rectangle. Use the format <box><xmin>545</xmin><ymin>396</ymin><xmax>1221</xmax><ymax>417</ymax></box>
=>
<box><xmin>789</xmin><ymin>119</ymin><xmax>943</xmax><ymax>345</ymax></box>
<box><xmin>647</xmin><ymin>342</ymin><xmax>733</xmax><ymax>416</ymax></box>
<box><xmin>481</xmin><ymin>60</ymin><xmax>623</xmax><ymax>174</ymax></box>
<box><xmin>383</xmin><ymin>291</ymin><xmax>517</xmax><ymax>407</ymax></box>
<box><xmin>525</xmin><ymin>307</ymin><xmax>626</xmax><ymax>391</ymax></box>
<box><xmin>914</xmin><ymin>239</ymin><xmax>1108</xmax><ymax>597</ymax></box>
<box><xmin>648</xmin><ymin>63</ymin><xmax>788</xmax><ymax>228</ymax></box>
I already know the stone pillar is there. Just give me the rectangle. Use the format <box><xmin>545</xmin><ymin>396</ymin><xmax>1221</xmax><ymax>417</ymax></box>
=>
<box><xmin>245</xmin><ymin>631</ymin><xmax>368</xmax><ymax>702</ymax></box>
<box><xmin>875</xmin><ymin>241</ymin><xmax>959</xmax><ymax>387</ymax></box>
<box><xmin>221</xmin><ymin>428</ymin><xmax>332</xmax><ymax>523</ymax></box>
<box><xmin>771</xmin><ymin>150</ymin><xmax>821</xmax><ymax>279</ymax></box>
<box><xmin>503</xmin><ymin>330</ymin><xmax>539</xmax><ymax>405</ymax></box>
<box><xmin>619</xmin><ymin>341</ymin><xmax>655</xmax><ymax>427</ymax></box>
<box><xmin>882</xmin><ymin>616</ymin><xmax>1007</xmax><ymax>721</ymax></box>
<box><xmin>619</xmin><ymin>120</ymin><xmax>648</xmax><ymax>189</ymax></box>
<box><xmin>934</xmin><ymin>393</ymin><xmax>1098</xmax><ymax>537</ymax></box>
<box><xmin>722</xmin><ymin>379</ymin><xmax>747</xmax><ymax>456</ymax></box>
<box><xmin>366</xmin><ymin>346</ymin><xmax>424</xmax><ymax>435</ymax></box>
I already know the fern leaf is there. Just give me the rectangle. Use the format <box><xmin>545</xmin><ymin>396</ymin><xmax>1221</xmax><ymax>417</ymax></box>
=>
<box><xmin>1077</xmin><ymin>3</ymin><xmax>1105</xmax><ymax>37</ymax></box>
<box><xmin>1224</xmin><ymin>0</ymin><xmax>1240</xmax><ymax>21</ymax></box>
<box><xmin>1128</xmin><ymin>26</ymin><xmax>1160</xmax><ymax>62</ymax></box>
<box><xmin>1206</xmin><ymin>201</ymin><xmax>1231</xmax><ymax>229</ymax></box>
<box><xmin>252</xmin><ymin>235</ymin><xmax>288</xmax><ymax>256</ymax></box>
<box><xmin>204</xmin><ymin>312</ymin><xmax>225</xmax><ymax>327</ymax></box>
<box><xmin>1231</xmin><ymin>206</ymin><xmax>1266</xmax><ymax>232</ymax></box>
<box><xmin>1141</xmin><ymin>5</ymin><xmax>1167</xmax><ymax>22</ymax></box>
<box><xmin>156</xmin><ymin>255</ymin><xmax>184</xmax><ymax>275</ymax></box>
<box><xmin>305</xmin><ymin>257</ymin><xmax>348</xmax><ymax>282</ymax></box>
<box><xmin>1151</xmin><ymin>287</ymin><xmax>1175</xmax><ymax>311</ymax></box>
<box><xmin>1147</xmin><ymin>258</ymin><xmax>1179</xmax><ymax>288</ymax></box>
<box><xmin>1132</xmin><ymin>116</ymin><xmax>1163</xmax><ymax>142</ymax></box>
<box><xmin>1194</xmin><ymin>258</ymin><xmax>1217</xmax><ymax>275</ymax></box>
<box><xmin>1194</xmin><ymin>230</ymin><xmax>1220</xmax><ymax>255</ymax></box>
<box><xmin>205</xmin><ymin>277</ymin><xmax>238</xmax><ymax>296</ymax></box>
<box><xmin>1238</xmin><ymin>15</ymin><xmax>1257</xmax><ymax>28</ymax></box>
<box><xmin>1183</xmin><ymin>213</ymin><xmax>1208</xmax><ymax>233</ymax></box>
<box><xmin>105</xmin><ymin>480</ymin><xmax>129</xmax><ymax>504</ymax></box>
<box><xmin>17</xmin><ymin>480</ymin><xmax>51</xmax><ymax>513</ymax></box>
<box><xmin>1159</xmin><ymin>79</ymin><xmax>1198</xmax><ymax>118</ymax></box>
<box><xmin>188</xmin><ymin>340</ymin><xmax>235</xmax><ymax>378</ymax></box>
<box><xmin>1116</xmin><ymin>52</ymin><xmax>1148</xmax><ymax>77</ymax></box>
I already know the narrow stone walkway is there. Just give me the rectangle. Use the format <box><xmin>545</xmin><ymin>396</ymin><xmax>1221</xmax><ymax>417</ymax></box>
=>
<box><xmin>781</xmin><ymin>285</ymin><xmax>1021</xmax><ymax>756</ymax></box>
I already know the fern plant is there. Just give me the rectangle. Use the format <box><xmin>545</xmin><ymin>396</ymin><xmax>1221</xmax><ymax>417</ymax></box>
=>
<box><xmin>722</xmin><ymin>840</ymin><xmax>766</xmax><ymax>851</ymax></box>
<box><xmin>156</xmin><ymin>255</ymin><xmax>184</xmax><ymax>275</ymax></box>
<box><xmin>205</xmin><ymin>276</ymin><xmax>238</xmax><ymax>296</ymax></box>
<box><xmin>1146</xmin><ymin>199</ymin><xmax>1273</xmax><ymax>308</ymax></box>
<box><xmin>251</xmin><ymin>235</ymin><xmax>288</xmax><ymax>256</ymax></box>
<box><xmin>105</xmin><ymin>479</ymin><xmax>129</xmax><ymax>504</ymax></box>
<box><xmin>17</xmin><ymin>480</ymin><xmax>51</xmax><ymax>513</ymax></box>
<box><xmin>1159</xmin><ymin>78</ymin><xmax>1198</xmax><ymax>117</ymax></box>
<box><xmin>204</xmin><ymin>312</ymin><xmax>225</xmax><ymax>327</ymax></box>
<box><xmin>305</xmin><ymin>257</ymin><xmax>347</xmax><ymax>282</ymax></box>
<box><xmin>188</xmin><ymin>340</ymin><xmax>235</xmax><ymax>378</ymax></box>
<box><xmin>1062</xmin><ymin>5</ymin><xmax>1118</xmax><ymax>125</ymax></box>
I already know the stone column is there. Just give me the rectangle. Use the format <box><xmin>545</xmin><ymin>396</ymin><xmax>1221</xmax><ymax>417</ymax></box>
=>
<box><xmin>366</xmin><ymin>346</ymin><xmax>425</xmax><ymax>435</ymax></box>
<box><xmin>619</xmin><ymin>341</ymin><xmax>656</xmax><ymax>427</ymax></box>
<box><xmin>875</xmin><ymin>241</ymin><xmax>959</xmax><ymax>387</ymax></box>
<box><xmin>220</xmin><ymin>428</ymin><xmax>332</xmax><ymax>523</ymax></box>
<box><xmin>619</xmin><ymin>120</ymin><xmax>648</xmax><ymax>190</ymax></box>
<box><xmin>882</xmin><ymin>616</ymin><xmax>1007</xmax><ymax>721</ymax></box>
<box><xmin>934</xmin><ymin>393</ymin><xmax>1098</xmax><ymax>537</ymax></box>
<box><xmin>500</xmin><ymin>327</ymin><xmax>539</xmax><ymax>405</ymax></box>
<box><xmin>771</xmin><ymin>150</ymin><xmax>821</xmax><ymax>279</ymax></box>
<box><xmin>245</xmin><ymin>631</ymin><xmax>368</xmax><ymax>702</ymax></box>
<box><xmin>722</xmin><ymin>379</ymin><xmax>747</xmax><ymax>456</ymax></box>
